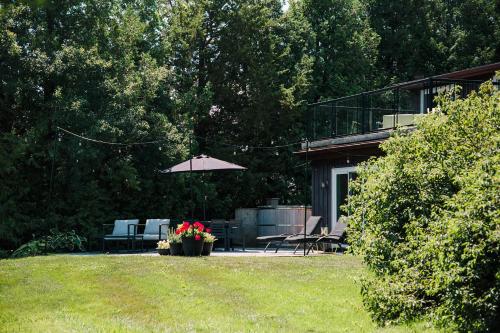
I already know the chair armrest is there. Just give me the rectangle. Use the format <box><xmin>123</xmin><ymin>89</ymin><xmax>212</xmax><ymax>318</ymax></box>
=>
<box><xmin>128</xmin><ymin>224</ymin><xmax>139</xmax><ymax>238</ymax></box>
<box><xmin>159</xmin><ymin>224</ymin><xmax>169</xmax><ymax>240</ymax></box>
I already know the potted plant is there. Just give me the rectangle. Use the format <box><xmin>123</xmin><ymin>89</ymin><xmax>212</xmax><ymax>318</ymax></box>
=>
<box><xmin>176</xmin><ymin>221</ymin><xmax>205</xmax><ymax>256</ymax></box>
<box><xmin>202</xmin><ymin>229</ymin><xmax>216</xmax><ymax>256</ymax></box>
<box><xmin>169</xmin><ymin>231</ymin><xmax>183</xmax><ymax>256</ymax></box>
<box><xmin>156</xmin><ymin>240</ymin><xmax>170</xmax><ymax>255</ymax></box>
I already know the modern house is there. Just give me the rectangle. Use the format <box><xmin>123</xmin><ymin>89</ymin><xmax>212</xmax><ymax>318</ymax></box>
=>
<box><xmin>297</xmin><ymin>62</ymin><xmax>500</xmax><ymax>231</ymax></box>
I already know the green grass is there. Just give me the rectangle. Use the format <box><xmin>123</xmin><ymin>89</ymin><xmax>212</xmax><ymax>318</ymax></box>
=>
<box><xmin>0</xmin><ymin>254</ymin><xmax>436</xmax><ymax>332</ymax></box>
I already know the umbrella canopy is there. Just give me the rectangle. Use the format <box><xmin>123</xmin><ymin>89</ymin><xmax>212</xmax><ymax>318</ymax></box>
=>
<box><xmin>161</xmin><ymin>154</ymin><xmax>246</xmax><ymax>173</ymax></box>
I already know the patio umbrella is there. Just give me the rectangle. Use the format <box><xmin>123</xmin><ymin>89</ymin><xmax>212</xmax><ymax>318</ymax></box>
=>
<box><xmin>161</xmin><ymin>154</ymin><xmax>246</xmax><ymax>220</ymax></box>
<box><xmin>162</xmin><ymin>154</ymin><xmax>246</xmax><ymax>173</ymax></box>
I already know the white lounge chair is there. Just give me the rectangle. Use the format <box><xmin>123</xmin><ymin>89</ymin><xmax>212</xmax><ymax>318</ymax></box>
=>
<box><xmin>137</xmin><ymin>219</ymin><xmax>170</xmax><ymax>242</ymax></box>
<box><xmin>102</xmin><ymin>219</ymin><xmax>140</xmax><ymax>252</ymax></box>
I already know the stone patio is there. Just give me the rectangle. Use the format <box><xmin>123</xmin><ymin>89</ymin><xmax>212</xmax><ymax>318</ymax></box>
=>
<box><xmin>70</xmin><ymin>247</ymin><xmax>342</xmax><ymax>257</ymax></box>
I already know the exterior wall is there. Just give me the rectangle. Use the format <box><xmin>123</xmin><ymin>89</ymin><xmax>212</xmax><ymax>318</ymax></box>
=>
<box><xmin>310</xmin><ymin>146</ymin><xmax>383</xmax><ymax>229</ymax></box>
<box><xmin>311</xmin><ymin>161</ymin><xmax>333</xmax><ymax>230</ymax></box>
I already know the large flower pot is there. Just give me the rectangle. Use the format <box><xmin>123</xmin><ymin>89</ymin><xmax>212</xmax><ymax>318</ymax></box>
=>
<box><xmin>182</xmin><ymin>237</ymin><xmax>204</xmax><ymax>256</ymax></box>
<box><xmin>157</xmin><ymin>248</ymin><xmax>170</xmax><ymax>256</ymax></box>
<box><xmin>170</xmin><ymin>242</ymin><xmax>183</xmax><ymax>256</ymax></box>
<box><xmin>202</xmin><ymin>242</ymin><xmax>214</xmax><ymax>256</ymax></box>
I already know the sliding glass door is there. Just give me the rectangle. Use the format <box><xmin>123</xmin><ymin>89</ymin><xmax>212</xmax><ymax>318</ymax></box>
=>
<box><xmin>331</xmin><ymin>167</ymin><xmax>357</xmax><ymax>228</ymax></box>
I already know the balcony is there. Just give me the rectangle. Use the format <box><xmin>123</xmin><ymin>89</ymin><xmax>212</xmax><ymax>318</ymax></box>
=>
<box><xmin>307</xmin><ymin>78</ymin><xmax>489</xmax><ymax>141</ymax></box>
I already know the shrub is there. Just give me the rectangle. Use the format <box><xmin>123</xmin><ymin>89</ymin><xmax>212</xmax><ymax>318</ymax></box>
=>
<box><xmin>11</xmin><ymin>239</ymin><xmax>47</xmax><ymax>258</ymax></box>
<box><xmin>11</xmin><ymin>230</ymin><xmax>87</xmax><ymax>258</ymax></box>
<box><xmin>347</xmin><ymin>80</ymin><xmax>499</xmax><ymax>332</ymax></box>
<box><xmin>45</xmin><ymin>229</ymin><xmax>87</xmax><ymax>252</ymax></box>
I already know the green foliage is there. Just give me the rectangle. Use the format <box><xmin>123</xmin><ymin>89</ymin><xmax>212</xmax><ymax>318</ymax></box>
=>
<box><xmin>347</xmin><ymin>81</ymin><xmax>500</xmax><ymax>331</ymax></box>
<box><xmin>366</xmin><ymin>0</ymin><xmax>500</xmax><ymax>83</ymax></box>
<box><xmin>45</xmin><ymin>229</ymin><xmax>87</xmax><ymax>252</ymax></box>
<box><xmin>0</xmin><ymin>0</ymin><xmax>189</xmax><ymax>249</ymax></box>
<box><xmin>1</xmin><ymin>0</ymin><xmax>498</xmax><ymax>253</ymax></box>
<box><xmin>299</xmin><ymin>0</ymin><xmax>380</xmax><ymax>100</ymax></box>
<box><xmin>11</xmin><ymin>240</ymin><xmax>47</xmax><ymax>258</ymax></box>
<box><xmin>11</xmin><ymin>230</ymin><xmax>87</xmax><ymax>258</ymax></box>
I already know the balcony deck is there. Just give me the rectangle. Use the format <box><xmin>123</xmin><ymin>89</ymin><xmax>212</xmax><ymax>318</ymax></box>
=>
<box><xmin>307</xmin><ymin>78</ymin><xmax>489</xmax><ymax>143</ymax></box>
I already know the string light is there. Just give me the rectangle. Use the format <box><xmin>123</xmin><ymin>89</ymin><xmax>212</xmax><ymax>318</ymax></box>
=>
<box><xmin>56</xmin><ymin>126</ymin><xmax>303</xmax><ymax>151</ymax></box>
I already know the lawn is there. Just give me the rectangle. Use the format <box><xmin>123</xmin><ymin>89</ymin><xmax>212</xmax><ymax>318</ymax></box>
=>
<box><xmin>0</xmin><ymin>254</ymin><xmax>435</xmax><ymax>332</ymax></box>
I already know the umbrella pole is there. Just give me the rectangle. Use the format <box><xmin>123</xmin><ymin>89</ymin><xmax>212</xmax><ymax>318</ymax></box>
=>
<box><xmin>189</xmin><ymin>135</ymin><xmax>194</xmax><ymax>222</ymax></box>
<box><xmin>202</xmin><ymin>174</ymin><xmax>206</xmax><ymax>221</ymax></box>
<box><xmin>304</xmin><ymin>139</ymin><xmax>309</xmax><ymax>256</ymax></box>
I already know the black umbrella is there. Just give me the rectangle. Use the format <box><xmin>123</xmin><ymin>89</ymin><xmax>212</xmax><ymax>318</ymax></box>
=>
<box><xmin>161</xmin><ymin>154</ymin><xmax>246</xmax><ymax>220</ymax></box>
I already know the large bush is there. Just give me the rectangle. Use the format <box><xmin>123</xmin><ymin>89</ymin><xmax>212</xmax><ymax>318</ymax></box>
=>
<box><xmin>347</xmin><ymin>80</ymin><xmax>499</xmax><ymax>332</ymax></box>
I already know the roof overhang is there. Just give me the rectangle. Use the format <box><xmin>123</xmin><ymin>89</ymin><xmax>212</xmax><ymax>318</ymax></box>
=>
<box><xmin>295</xmin><ymin>138</ymin><xmax>386</xmax><ymax>159</ymax></box>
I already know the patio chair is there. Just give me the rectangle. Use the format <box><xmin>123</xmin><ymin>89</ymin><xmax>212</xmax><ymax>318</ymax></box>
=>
<box><xmin>102</xmin><ymin>219</ymin><xmax>141</xmax><ymax>252</ymax></box>
<box><xmin>227</xmin><ymin>219</ymin><xmax>245</xmax><ymax>252</ymax></box>
<box><xmin>256</xmin><ymin>216</ymin><xmax>322</xmax><ymax>253</ymax></box>
<box><xmin>286</xmin><ymin>220</ymin><xmax>348</xmax><ymax>254</ymax></box>
<box><xmin>136</xmin><ymin>219</ymin><xmax>170</xmax><ymax>245</ymax></box>
<box><xmin>209</xmin><ymin>220</ymin><xmax>230</xmax><ymax>251</ymax></box>
<box><xmin>309</xmin><ymin>221</ymin><xmax>348</xmax><ymax>254</ymax></box>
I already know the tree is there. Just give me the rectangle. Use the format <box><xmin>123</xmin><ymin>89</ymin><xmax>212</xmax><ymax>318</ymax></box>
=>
<box><xmin>299</xmin><ymin>0</ymin><xmax>379</xmax><ymax>100</ymax></box>
<box><xmin>366</xmin><ymin>0</ymin><xmax>500</xmax><ymax>83</ymax></box>
<box><xmin>0</xmin><ymin>0</ymin><xmax>188</xmax><ymax>248</ymax></box>
<box><xmin>347</xmin><ymin>80</ymin><xmax>500</xmax><ymax>331</ymax></box>
<box><xmin>164</xmin><ymin>0</ymin><xmax>313</xmax><ymax>216</ymax></box>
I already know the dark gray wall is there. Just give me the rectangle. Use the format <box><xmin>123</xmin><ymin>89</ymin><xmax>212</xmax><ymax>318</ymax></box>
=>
<box><xmin>311</xmin><ymin>161</ymin><xmax>333</xmax><ymax>229</ymax></box>
<box><xmin>310</xmin><ymin>154</ymin><xmax>375</xmax><ymax>229</ymax></box>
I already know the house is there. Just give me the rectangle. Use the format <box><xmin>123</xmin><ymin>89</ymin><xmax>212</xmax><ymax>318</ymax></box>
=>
<box><xmin>296</xmin><ymin>62</ymin><xmax>500</xmax><ymax>231</ymax></box>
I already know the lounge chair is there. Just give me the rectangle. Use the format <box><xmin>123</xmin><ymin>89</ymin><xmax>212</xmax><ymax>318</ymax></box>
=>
<box><xmin>102</xmin><ymin>219</ymin><xmax>140</xmax><ymax>252</ymax></box>
<box><xmin>285</xmin><ymin>220</ymin><xmax>347</xmax><ymax>254</ymax></box>
<box><xmin>256</xmin><ymin>216</ymin><xmax>322</xmax><ymax>253</ymax></box>
<box><xmin>137</xmin><ymin>219</ymin><xmax>170</xmax><ymax>243</ymax></box>
<box><xmin>310</xmin><ymin>221</ymin><xmax>348</xmax><ymax>254</ymax></box>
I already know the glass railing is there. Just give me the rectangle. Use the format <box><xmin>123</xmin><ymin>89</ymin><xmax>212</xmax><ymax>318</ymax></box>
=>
<box><xmin>307</xmin><ymin>78</ymin><xmax>489</xmax><ymax>141</ymax></box>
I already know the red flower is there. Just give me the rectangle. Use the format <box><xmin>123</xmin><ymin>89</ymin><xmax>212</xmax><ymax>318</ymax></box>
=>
<box><xmin>206</xmin><ymin>228</ymin><xmax>212</xmax><ymax>233</ymax></box>
<box><xmin>195</xmin><ymin>234</ymin><xmax>201</xmax><ymax>241</ymax></box>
